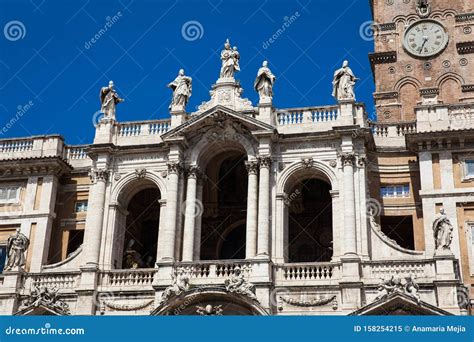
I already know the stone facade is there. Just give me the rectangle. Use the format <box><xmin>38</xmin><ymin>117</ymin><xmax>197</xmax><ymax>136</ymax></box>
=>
<box><xmin>0</xmin><ymin>0</ymin><xmax>473</xmax><ymax>316</ymax></box>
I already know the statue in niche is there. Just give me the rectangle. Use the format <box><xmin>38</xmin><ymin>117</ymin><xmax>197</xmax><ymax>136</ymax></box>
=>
<box><xmin>123</xmin><ymin>239</ymin><xmax>142</xmax><ymax>269</ymax></box>
<box><xmin>100</xmin><ymin>80</ymin><xmax>124</xmax><ymax>118</ymax></box>
<box><xmin>416</xmin><ymin>0</ymin><xmax>431</xmax><ymax>17</ymax></box>
<box><xmin>254</xmin><ymin>60</ymin><xmax>276</xmax><ymax>102</ymax></box>
<box><xmin>432</xmin><ymin>208</ymin><xmax>453</xmax><ymax>252</ymax></box>
<box><xmin>4</xmin><ymin>228</ymin><xmax>29</xmax><ymax>272</ymax></box>
<box><xmin>220</xmin><ymin>39</ymin><xmax>240</xmax><ymax>78</ymax></box>
<box><xmin>224</xmin><ymin>266</ymin><xmax>257</xmax><ymax>301</ymax></box>
<box><xmin>331</xmin><ymin>60</ymin><xmax>358</xmax><ymax>101</ymax></box>
<box><xmin>167</xmin><ymin>69</ymin><xmax>192</xmax><ymax>110</ymax></box>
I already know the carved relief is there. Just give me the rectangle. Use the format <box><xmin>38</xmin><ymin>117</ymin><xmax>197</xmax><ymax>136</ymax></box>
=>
<box><xmin>158</xmin><ymin>268</ymin><xmax>191</xmax><ymax>306</ymax></box>
<box><xmin>300</xmin><ymin>157</ymin><xmax>314</xmax><ymax>169</ymax></box>
<box><xmin>374</xmin><ymin>275</ymin><xmax>420</xmax><ymax>304</ymax></box>
<box><xmin>257</xmin><ymin>155</ymin><xmax>272</xmax><ymax>169</ymax></box>
<box><xmin>166</xmin><ymin>161</ymin><xmax>183</xmax><ymax>175</ymax></box>
<box><xmin>279</xmin><ymin>294</ymin><xmax>337</xmax><ymax>309</ymax></box>
<box><xmin>22</xmin><ymin>286</ymin><xmax>70</xmax><ymax>315</ymax></box>
<box><xmin>196</xmin><ymin>304</ymin><xmax>223</xmax><ymax>316</ymax></box>
<box><xmin>88</xmin><ymin>168</ymin><xmax>109</xmax><ymax>183</ymax></box>
<box><xmin>245</xmin><ymin>160</ymin><xmax>259</xmax><ymax>175</ymax></box>
<box><xmin>135</xmin><ymin>168</ymin><xmax>147</xmax><ymax>179</ymax></box>
<box><xmin>224</xmin><ymin>266</ymin><xmax>258</xmax><ymax>301</ymax></box>
<box><xmin>339</xmin><ymin>153</ymin><xmax>355</xmax><ymax>166</ymax></box>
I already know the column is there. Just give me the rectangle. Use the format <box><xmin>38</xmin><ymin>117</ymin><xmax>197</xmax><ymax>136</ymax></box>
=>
<box><xmin>340</xmin><ymin>153</ymin><xmax>357</xmax><ymax>256</ymax></box>
<box><xmin>193</xmin><ymin>182</ymin><xmax>203</xmax><ymax>260</ymax></box>
<box><xmin>182</xmin><ymin>165</ymin><xmax>199</xmax><ymax>261</ymax></box>
<box><xmin>157</xmin><ymin>161</ymin><xmax>181</xmax><ymax>261</ymax></box>
<box><xmin>257</xmin><ymin>156</ymin><xmax>272</xmax><ymax>258</ymax></box>
<box><xmin>155</xmin><ymin>199</ymin><xmax>167</xmax><ymax>264</ymax></box>
<box><xmin>245</xmin><ymin>160</ymin><xmax>259</xmax><ymax>259</ymax></box>
<box><xmin>82</xmin><ymin>169</ymin><xmax>109</xmax><ymax>267</ymax></box>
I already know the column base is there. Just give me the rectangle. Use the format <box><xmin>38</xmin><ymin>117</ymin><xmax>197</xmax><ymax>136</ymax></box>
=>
<box><xmin>255</xmin><ymin>253</ymin><xmax>270</xmax><ymax>260</ymax></box>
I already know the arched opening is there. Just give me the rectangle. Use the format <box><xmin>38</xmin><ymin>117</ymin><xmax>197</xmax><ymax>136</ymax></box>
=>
<box><xmin>121</xmin><ymin>188</ymin><xmax>161</xmax><ymax>268</ymax></box>
<box><xmin>399</xmin><ymin>83</ymin><xmax>418</xmax><ymax>121</ymax></box>
<box><xmin>439</xmin><ymin>77</ymin><xmax>461</xmax><ymax>104</ymax></box>
<box><xmin>287</xmin><ymin>178</ymin><xmax>333</xmax><ymax>262</ymax></box>
<box><xmin>200</xmin><ymin>150</ymin><xmax>248</xmax><ymax>260</ymax></box>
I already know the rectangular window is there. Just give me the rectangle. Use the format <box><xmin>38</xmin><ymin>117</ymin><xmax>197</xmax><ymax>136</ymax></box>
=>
<box><xmin>380</xmin><ymin>184</ymin><xmax>409</xmax><ymax>198</ymax></box>
<box><xmin>465</xmin><ymin>160</ymin><xmax>474</xmax><ymax>177</ymax></box>
<box><xmin>74</xmin><ymin>201</ymin><xmax>88</xmax><ymax>213</ymax></box>
<box><xmin>0</xmin><ymin>186</ymin><xmax>20</xmax><ymax>204</ymax></box>
<box><xmin>0</xmin><ymin>245</ymin><xmax>6</xmax><ymax>273</ymax></box>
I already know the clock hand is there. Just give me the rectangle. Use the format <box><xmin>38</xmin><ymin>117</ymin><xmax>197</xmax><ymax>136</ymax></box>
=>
<box><xmin>419</xmin><ymin>36</ymin><xmax>428</xmax><ymax>53</ymax></box>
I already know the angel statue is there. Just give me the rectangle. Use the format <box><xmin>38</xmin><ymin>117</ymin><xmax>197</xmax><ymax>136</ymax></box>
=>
<box><xmin>254</xmin><ymin>60</ymin><xmax>276</xmax><ymax>102</ymax></box>
<box><xmin>100</xmin><ymin>80</ymin><xmax>124</xmax><ymax>118</ymax></box>
<box><xmin>332</xmin><ymin>60</ymin><xmax>358</xmax><ymax>101</ymax></box>
<box><xmin>167</xmin><ymin>69</ymin><xmax>192</xmax><ymax>111</ymax></box>
<box><xmin>224</xmin><ymin>266</ymin><xmax>257</xmax><ymax>301</ymax></box>
<box><xmin>158</xmin><ymin>267</ymin><xmax>190</xmax><ymax>305</ymax></box>
<box><xmin>220</xmin><ymin>39</ymin><xmax>240</xmax><ymax>79</ymax></box>
<box><xmin>432</xmin><ymin>208</ymin><xmax>454</xmax><ymax>252</ymax></box>
<box><xmin>4</xmin><ymin>228</ymin><xmax>29</xmax><ymax>272</ymax></box>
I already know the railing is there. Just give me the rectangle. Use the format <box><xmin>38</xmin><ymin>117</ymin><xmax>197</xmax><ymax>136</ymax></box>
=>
<box><xmin>276</xmin><ymin>106</ymin><xmax>340</xmax><ymax>126</ymax></box>
<box><xmin>275</xmin><ymin>262</ymin><xmax>341</xmax><ymax>282</ymax></box>
<box><xmin>363</xmin><ymin>260</ymin><xmax>435</xmax><ymax>280</ymax></box>
<box><xmin>178</xmin><ymin>260</ymin><xmax>252</xmax><ymax>279</ymax></box>
<box><xmin>0</xmin><ymin>139</ymin><xmax>33</xmax><ymax>153</ymax></box>
<box><xmin>448</xmin><ymin>104</ymin><xmax>474</xmax><ymax>130</ymax></box>
<box><xmin>27</xmin><ymin>272</ymin><xmax>81</xmax><ymax>289</ymax></box>
<box><xmin>117</xmin><ymin>119</ymin><xmax>171</xmax><ymax>137</ymax></box>
<box><xmin>368</xmin><ymin>121</ymin><xmax>416</xmax><ymax>137</ymax></box>
<box><xmin>100</xmin><ymin>269</ymin><xmax>156</xmax><ymax>287</ymax></box>
<box><xmin>66</xmin><ymin>145</ymin><xmax>88</xmax><ymax>160</ymax></box>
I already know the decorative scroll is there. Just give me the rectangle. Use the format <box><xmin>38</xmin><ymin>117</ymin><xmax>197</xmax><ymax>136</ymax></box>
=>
<box><xmin>103</xmin><ymin>299</ymin><xmax>154</xmax><ymax>311</ymax></box>
<box><xmin>280</xmin><ymin>294</ymin><xmax>337</xmax><ymax>307</ymax></box>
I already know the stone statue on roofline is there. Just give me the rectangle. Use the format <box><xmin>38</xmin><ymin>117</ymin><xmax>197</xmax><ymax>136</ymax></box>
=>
<box><xmin>100</xmin><ymin>80</ymin><xmax>124</xmax><ymax>119</ymax></box>
<box><xmin>168</xmin><ymin>69</ymin><xmax>192</xmax><ymax>111</ymax></box>
<box><xmin>220</xmin><ymin>39</ymin><xmax>240</xmax><ymax>79</ymax></box>
<box><xmin>332</xmin><ymin>60</ymin><xmax>358</xmax><ymax>102</ymax></box>
<box><xmin>254</xmin><ymin>60</ymin><xmax>276</xmax><ymax>104</ymax></box>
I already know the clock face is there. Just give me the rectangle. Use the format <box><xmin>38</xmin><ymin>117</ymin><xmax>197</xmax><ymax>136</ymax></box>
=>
<box><xmin>403</xmin><ymin>20</ymin><xmax>449</xmax><ymax>58</ymax></box>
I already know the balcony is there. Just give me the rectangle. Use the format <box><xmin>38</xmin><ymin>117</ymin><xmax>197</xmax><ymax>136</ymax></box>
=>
<box><xmin>99</xmin><ymin>269</ymin><xmax>157</xmax><ymax>291</ymax></box>
<box><xmin>416</xmin><ymin>103</ymin><xmax>474</xmax><ymax>133</ymax></box>
<box><xmin>368</xmin><ymin>120</ymin><xmax>416</xmax><ymax>148</ymax></box>
<box><xmin>274</xmin><ymin>262</ymin><xmax>342</xmax><ymax>286</ymax></box>
<box><xmin>114</xmin><ymin>119</ymin><xmax>171</xmax><ymax>146</ymax></box>
<box><xmin>0</xmin><ymin>135</ymin><xmax>65</xmax><ymax>161</ymax></box>
<box><xmin>275</xmin><ymin>103</ymin><xmax>367</xmax><ymax>134</ymax></box>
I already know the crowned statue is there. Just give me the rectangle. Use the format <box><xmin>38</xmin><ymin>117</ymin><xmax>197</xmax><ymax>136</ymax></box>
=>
<box><xmin>254</xmin><ymin>60</ymin><xmax>276</xmax><ymax>103</ymax></box>
<box><xmin>100</xmin><ymin>80</ymin><xmax>124</xmax><ymax>119</ymax></box>
<box><xmin>220</xmin><ymin>39</ymin><xmax>240</xmax><ymax>79</ymax></box>
<box><xmin>4</xmin><ymin>228</ymin><xmax>29</xmax><ymax>272</ymax></box>
<box><xmin>432</xmin><ymin>208</ymin><xmax>454</xmax><ymax>253</ymax></box>
<box><xmin>167</xmin><ymin>69</ymin><xmax>192</xmax><ymax>111</ymax></box>
<box><xmin>332</xmin><ymin>60</ymin><xmax>358</xmax><ymax>101</ymax></box>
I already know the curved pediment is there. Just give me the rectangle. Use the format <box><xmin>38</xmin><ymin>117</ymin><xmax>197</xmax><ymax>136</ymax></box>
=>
<box><xmin>151</xmin><ymin>286</ymin><xmax>269</xmax><ymax>316</ymax></box>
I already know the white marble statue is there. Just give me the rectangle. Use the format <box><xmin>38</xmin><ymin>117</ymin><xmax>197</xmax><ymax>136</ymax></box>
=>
<box><xmin>224</xmin><ymin>266</ymin><xmax>257</xmax><ymax>301</ymax></box>
<box><xmin>4</xmin><ymin>228</ymin><xmax>29</xmax><ymax>272</ymax></box>
<box><xmin>159</xmin><ymin>268</ymin><xmax>190</xmax><ymax>305</ymax></box>
<box><xmin>332</xmin><ymin>60</ymin><xmax>358</xmax><ymax>101</ymax></box>
<box><xmin>432</xmin><ymin>208</ymin><xmax>453</xmax><ymax>251</ymax></box>
<box><xmin>374</xmin><ymin>274</ymin><xmax>420</xmax><ymax>304</ymax></box>
<box><xmin>254</xmin><ymin>60</ymin><xmax>276</xmax><ymax>102</ymax></box>
<box><xmin>100</xmin><ymin>80</ymin><xmax>124</xmax><ymax>118</ymax></box>
<box><xmin>167</xmin><ymin>69</ymin><xmax>192</xmax><ymax>110</ymax></box>
<box><xmin>220</xmin><ymin>39</ymin><xmax>240</xmax><ymax>79</ymax></box>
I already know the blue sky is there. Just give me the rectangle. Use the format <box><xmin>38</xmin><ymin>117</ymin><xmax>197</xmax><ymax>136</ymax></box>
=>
<box><xmin>0</xmin><ymin>0</ymin><xmax>374</xmax><ymax>144</ymax></box>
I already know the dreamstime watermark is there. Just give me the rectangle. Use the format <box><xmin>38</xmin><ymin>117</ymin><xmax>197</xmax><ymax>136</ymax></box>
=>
<box><xmin>0</xmin><ymin>101</ymin><xmax>34</xmax><ymax>136</ymax></box>
<box><xmin>366</xmin><ymin>198</ymin><xmax>382</xmax><ymax>217</ymax></box>
<box><xmin>4</xmin><ymin>323</ymin><xmax>85</xmax><ymax>336</ymax></box>
<box><xmin>262</xmin><ymin>11</ymin><xmax>300</xmax><ymax>49</ymax></box>
<box><xmin>3</xmin><ymin>20</ymin><xmax>26</xmax><ymax>41</ymax></box>
<box><xmin>181</xmin><ymin>198</ymin><xmax>204</xmax><ymax>218</ymax></box>
<box><xmin>84</xmin><ymin>11</ymin><xmax>123</xmax><ymax>50</ymax></box>
<box><xmin>359</xmin><ymin>20</ymin><xmax>381</xmax><ymax>41</ymax></box>
<box><xmin>181</xmin><ymin>20</ymin><xmax>204</xmax><ymax>41</ymax></box>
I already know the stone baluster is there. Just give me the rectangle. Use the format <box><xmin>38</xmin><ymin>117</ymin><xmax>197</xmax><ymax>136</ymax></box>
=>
<box><xmin>182</xmin><ymin>165</ymin><xmax>200</xmax><ymax>261</ymax></box>
<box><xmin>257</xmin><ymin>155</ymin><xmax>272</xmax><ymax>258</ymax></box>
<box><xmin>245</xmin><ymin>160</ymin><xmax>259</xmax><ymax>259</ymax></box>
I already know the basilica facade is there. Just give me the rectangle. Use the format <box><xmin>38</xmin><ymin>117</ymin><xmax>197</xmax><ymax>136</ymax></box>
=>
<box><xmin>0</xmin><ymin>0</ymin><xmax>474</xmax><ymax>316</ymax></box>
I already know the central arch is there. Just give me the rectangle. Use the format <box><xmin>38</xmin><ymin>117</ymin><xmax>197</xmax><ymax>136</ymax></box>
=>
<box><xmin>199</xmin><ymin>148</ymin><xmax>248</xmax><ymax>260</ymax></box>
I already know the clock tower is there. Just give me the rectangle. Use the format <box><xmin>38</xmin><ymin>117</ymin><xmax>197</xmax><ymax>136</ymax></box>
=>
<box><xmin>369</xmin><ymin>0</ymin><xmax>474</xmax><ymax>123</ymax></box>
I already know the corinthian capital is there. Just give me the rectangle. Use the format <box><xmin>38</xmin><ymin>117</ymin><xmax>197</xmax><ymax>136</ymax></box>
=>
<box><xmin>88</xmin><ymin>168</ymin><xmax>109</xmax><ymax>183</ymax></box>
<box><xmin>257</xmin><ymin>155</ymin><xmax>272</xmax><ymax>169</ymax></box>
<box><xmin>339</xmin><ymin>153</ymin><xmax>355</xmax><ymax>166</ymax></box>
<box><xmin>167</xmin><ymin>161</ymin><xmax>183</xmax><ymax>175</ymax></box>
<box><xmin>245</xmin><ymin>160</ymin><xmax>259</xmax><ymax>175</ymax></box>
<box><xmin>186</xmin><ymin>165</ymin><xmax>201</xmax><ymax>179</ymax></box>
